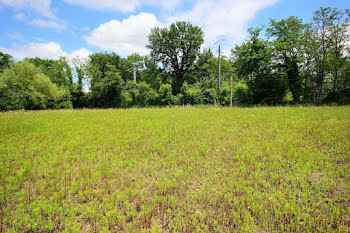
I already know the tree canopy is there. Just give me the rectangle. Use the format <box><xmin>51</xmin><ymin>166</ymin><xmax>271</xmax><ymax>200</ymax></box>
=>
<box><xmin>147</xmin><ymin>21</ymin><xmax>204</xmax><ymax>94</ymax></box>
<box><xmin>0</xmin><ymin>6</ymin><xmax>349</xmax><ymax>111</ymax></box>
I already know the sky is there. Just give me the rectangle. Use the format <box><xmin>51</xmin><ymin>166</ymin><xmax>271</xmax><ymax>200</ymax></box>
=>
<box><xmin>0</xmin><ymin>0</ymin><xmax>348</xmax><ymax>61</ymax></box>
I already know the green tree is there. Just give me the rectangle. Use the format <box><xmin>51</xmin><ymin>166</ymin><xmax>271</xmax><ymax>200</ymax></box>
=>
<box><xmin>97</xmin><ymin>64</ymin><xmax>124</xmax><ymax>108</ymax></box>
<box><xmin>327</xmin><ymin>8</ymin><xmax>349</xmax><ymax>92</ymax></box>
<box><xmin>232</xmin><ymin>28</ymin><xmax>287</xmax><ymax>104</ymax></box>
<box><xmin>140</xmin><ymin>56</ymin><xmax>166</xmax><ymax>90</ymax></box>
<box><xmin>88</xmin><ymin>52</ymin><xmax>121</xmax><ymax>79</ymax></box>
<box><xmin>0</xmin><ymin>61</ymin><xmax>61</xmax><ymax>110</ymax></box>
<box><xmin>87</xmin><ymin>53</ymin><xmax>124</xmax><ymax>107</ymax></box>
<box><xmin>159</xmin><ymin>84</ymin><xmax>178</xmax><ymax>105</ymax></box>
<box><xmin>26</xmin><ymin>57</ymin><xmax>73</xmax><ymax>89</ymax></box>
<box><xmin>308</xmin><ymin>7</ymin><xmax>342</xmax><ymax>104</ymax></box>
<box><xmin>232</xmin><ymin>82</ymin><xmax>252</xmax><ymax>105</ymax></box>
<box><xmin>71</xmin><ymin>57</ymin><xmax>88</xmax><ymax>108</ymax></box>
<box><xmin>147</xmin><ymin>21</ymin><xmax>204</xmax><ymax>94</ymax></box>
<box><xmin>0</xmin><ymin>52</ymin><xmax>13</xmax><ymax>73</ymax></box>
<box><xmin>267</xmin><ymin>16</ymin><xmax>308</xmax><ymax>103</ymax></box>
<box><xmin>123</xmin><ymin>81</ymin><xmax>158</xmax><ymax>107</ymax></box>
<box><xmin>180</xmin><ymin>82</ymin><xmax>203</xmax><ymax>105</ymax></box>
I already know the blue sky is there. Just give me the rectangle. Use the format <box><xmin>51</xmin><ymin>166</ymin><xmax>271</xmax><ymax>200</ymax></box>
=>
<box><xmin>0</xmin><ymin>0</ymin><xmax>348</xmax><ymax>60</ymax></box>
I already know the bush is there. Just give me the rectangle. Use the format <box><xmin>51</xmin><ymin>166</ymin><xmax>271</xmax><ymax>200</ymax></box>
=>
<box><xmin>51</xmin><ymin>89</ymin><xmax>73</xmax><ymax>109</ymax></box>
<box><xmin>203</xmin><ymin>88</ymin><xmax>217</xmax><ymax>105</ymax></box>
<box><xmin>159</xmin><ymin>84</ymin><xmax>177</xmax><ymax>106</ymax></box>
<box><xmin>220</xmin><ymin>85</ymin><xmax>231</xmax><ymax>106</ymax></box>
<box><xmin>180</xmin><ymin>83</ymin><xmax>203</xmax><ymax>105</ymax></box>
<box><xmin>233</xmin><ymin>82</ymin><xmax>252</xmax><ymax>106</ymax></box>
<box><xmin>282</xmin><ymin>91</ymin><xmax>294</xmax><ymax>105</ymax></box>
<box><xmin>251</xmin><ymin>76</ymin><xmax>287</xmax><ymax>105</ymax></box>
<box><xmin>121</xmin><ymin>91</ymin><xmax>133</xmax><ymax>108</ymax></box>
<box><xmin>0</xmin><ymin>61</ymin><xmax>61</xmax><ymax>110</ymax></box>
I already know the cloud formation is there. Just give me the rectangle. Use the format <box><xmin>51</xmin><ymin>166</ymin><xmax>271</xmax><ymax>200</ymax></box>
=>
<box><xmin>1</xmin><ymin>0</ymin><xmax>281</xmax><ymax>57</ymax></box>
<box><xmin>63</xmin><ymin>0</ymin><xmax>181</xmax><ymax>12</ymax></box>
<box><xmin>0</xmin><ymin>42</ymin><xmax>91</xmax><ymax>61</ymax></box>
<box><xmin>169</xmin><ymin>0</ymin><xmax>279</xmax><ymax>50</ymax></box>
<box><xmin>85</xmin><ymin>13</ymin><xmax>163</xmax><ymax>56</ymax></box>
<box><xmin>84</xmin><ymin>0</ymin><xmax>279</xmax><ymax>55</ymax></box>
<box><xmin>29</xmin><ymin>19</ymin><xmax>66</xmax><ymax>31</ymax></box>
<box><xmin>63</xmin><ymin>0</ymin><xmax>138</xmax><ymax>12</ymax></box>
<box><xmin>0</xmin><ymin>0</ymin><xmax>54</xmax><ymax>18</ymax></box>
<box><xmin>13</xmin><ymin>12</ymin><xmax>25</xmax><ymax>20</ymax></box>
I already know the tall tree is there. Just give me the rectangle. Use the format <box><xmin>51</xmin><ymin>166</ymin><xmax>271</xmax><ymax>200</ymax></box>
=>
<box><xmin>140</xmin><ymin>56</ymin><xmax>166</xmax><ymax>90</ymax></box>
<box><xmin>147</xmin><ymin>21</ymin><xmax>204</xmax><ymax>94</ymax></box>
<box><xmin>232</xmin><ymin>28</ymin><xmax>287</xmax><ymax>104</ymax></box>
<box><xmin>87</xmin><ymin>53</ymin><xmax>125</xmax><ymax>108</ymax></box>
<box><xmin>309</xmin><ymin>7</ymin><xmax>339</xmax><ymax>104</ymax></box>
<box><xmin>0</xmin><ymin>52</ymin><xmax>13</xmax><ymax>73</ymax></box>
<box><xmin>71</xmin><ymin>57</ymin><xmax>89</xmax><ymax>108</ymax></box>
<box><xmin>327</xmin><ymin>8</ymin><xmax>349</xmax><ymax>92</ymax></box>
<box><xmin>26</xmin><ymin>57</ymin><xmax>73</xmax><ymax>88</ymax></box>
<box><xmin>267</xmin><ymin>16</ymin><xmax>308</xmax><ymax>103</ymax></box>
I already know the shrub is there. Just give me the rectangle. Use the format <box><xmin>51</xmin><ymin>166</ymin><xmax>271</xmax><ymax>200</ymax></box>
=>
<box><xmin>233</xmin><ymin>82</ymin><xmax>252</xmax><ymax>106</ymax></box>
<box><xmin>181</xmin><ymin>83</ymin><xmax>203</xmax><ymax>105</ymax></box>
<box><xmin>0</xmin><ymin>61</ymin><xmax>61</xmax><ymax>110</ymax></box>
<box><xmin>220</xmin><ymin>85</ymin><xmax>231</xmax><ymax>106</ymax></box>
<box><xmin>282</xmin><ymin>91</ymin><xmax>294</xmax><ymax>105</ymax></box>
<box><xmin>202</xmin><ymin>88</ymin><xmax>217</xmax><ymax>105</ymax></box>
<box><xmin>51</xmin><ymin>89</ymin><xmax>73</xmax><ymax>109</ymax></box>
<box><xmin>159</xmin><ymin>84</ymin><xmax>177</xmax><ymax>106</ymax></box>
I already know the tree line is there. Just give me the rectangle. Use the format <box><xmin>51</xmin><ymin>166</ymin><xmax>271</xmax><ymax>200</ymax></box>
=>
<box><xmin>0</xmin><ymin>7</ymin><xmax>349</xmax><ymax>110</ymax></box>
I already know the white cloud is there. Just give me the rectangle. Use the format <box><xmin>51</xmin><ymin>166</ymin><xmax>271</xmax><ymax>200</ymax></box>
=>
<box><xmin>0</xmin><ymin>42</ymin><xmax>66</xmax><ymax>59</ymax></box>
<box><xmin>13</xmin><ymin>12</ymin><xmax>25</xmax><ymax>20</ymax></box>
<box><xmin>85</xmin><ymin>12</ymin><xmax>163</xmax><ymax>56</ymax></box>
<box><xmin>0</xmin><ymin>0</ymin><xmax>54</xmax><ymax>18</ymax></box>
<box><xmin>29</xmin><ymin>19</ymin><xmax>66</xmax><ymax>31</ymax></box>
<box><xmin>0</xmin><ymin>42</ymin><xmax>91</xmax><ymax>61</ymax></box>
<box><xmin>68</xmin><ymin>48</ymin><xmax>92</xmax><ymax>60</ymax></box>
<box><xmin>7</xmin><ymin>32</ymin><xmax>24</xmax><ymax>41</ymax></box>
<box><xmin>168</xmin><ymin>0</ymin><xmax>279</xmax><ymax>52</ymax></box>
<box><xmin>63</xmin><ymin>0</ymin><xmax>139</xmax><ymax>12</ymax></box>
<box><xmin>84</xmin><ymin>0</ymin><xmax>279</xmax><ymax>56</ymax></box>
<box><xmin>63</xmin><ymin>0</ymin><xmax>181</xmax><ymax>12</ymax></box>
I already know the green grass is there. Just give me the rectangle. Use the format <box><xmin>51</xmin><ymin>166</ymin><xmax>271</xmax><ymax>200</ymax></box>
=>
<box><xmin>0</xmin><ymin>106</ymin><xmax>349</xmax><ymax>232</ymax></box>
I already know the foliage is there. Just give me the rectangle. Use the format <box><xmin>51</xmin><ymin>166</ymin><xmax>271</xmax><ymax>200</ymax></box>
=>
<box><xmin>147</xmin><ymin>21</ymin><xmax>204</xmax><ymax>94</ymax></box>
<box><xmin>232</xmin><ymin>82</ymin><xmax>252</xmax><ymax>105</ymax></box>
<box><xmin>50</xmin><ymin>89</ymin><xmax>73</xmax><ymax>109</ymax></box>
<box><xmin>158</xmin><ymin>84</ymin><xmax>178</xmax><ymax>105</ymax></box>
<box><xmin>89</xmin><ymin>63</ymin><xmax>125</xmax><ymax>108</ymax></box>
<box><xmin>307</xmin><ymin>7</ymin><xmax>350</xmax><ymax>104</ymax></box>
<box><xmin>26</xmin><ymin>57</ymin><xmax>73</xmax><ymax>88</ymax></box>
<box><xmin>123</xmin><ymin>81</ymin><xmax>158</xmax><ymax>107</ymax></box>
<box><xmin>180</xmin><ymin>82</ymin><xmax>203</xmax><ymax>105</ymax></box>
<box><xmin>0</xmin><ymin>107</ymin><xmax>349</xmax><ymax>232</ymax></box>
<box><xmin>140</xmin><ymin>56</ymin><xmax>166</xmax><ymax>90</ymax></box>
<box><xmin>0</xmin><ymin>61</ymin><xmax>60</xmax><ymax>110</ymax></box>
<box><xmin>232</xmin><ymin>28</ymin><xmax>288</xmax><ymax>104</ymax></box>
<box><xmin>282</xmin><ymin>91</ymin><xmax>294</xmax><ymax>105</ymax></box>
<box><xmin>267</xmin><ymin>16</ymin><xmax>308</xmax><ymax>103</ymax></box>
<box><xmin>0</xmin><ymin>52</ymin><xmax>13</xmax><ymax>73</ymax></box>
<box><xmin>1</xmin><ymin>7</ymin><xmax>350</xmax><ymax>108</ymax></box>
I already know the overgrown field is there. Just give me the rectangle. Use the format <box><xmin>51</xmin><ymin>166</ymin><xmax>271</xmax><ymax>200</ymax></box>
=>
<box><xmin>0</xmin><ymin>107</ymin><xmax>349</xmax><ymax>232</ymax></box>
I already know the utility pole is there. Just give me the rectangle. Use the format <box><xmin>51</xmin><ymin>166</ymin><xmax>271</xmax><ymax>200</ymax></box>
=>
<box><xmin>132</xmin><ymin>62</ymin><xmax>137</xmax><ymax>82</ymax></box>
<box><xmin>217</xmin><ymin>45</ymin><xmax>221</xmax><ymax>105</ymax></box>
<box><xmin>230</xmin><ymin>76</ymin><xmax>233</xmax><ymax>107</ymax></box>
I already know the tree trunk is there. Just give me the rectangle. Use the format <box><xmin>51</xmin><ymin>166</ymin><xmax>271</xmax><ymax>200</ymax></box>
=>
<box><xmin>173</xmin><ymin>72</ymin><xmax>184</xmax><ymax>95</ymax></box>
<box><xmin>333</xmin><ymin>69</ymin><xmax>338</xmax><ymax>92</ymax></box>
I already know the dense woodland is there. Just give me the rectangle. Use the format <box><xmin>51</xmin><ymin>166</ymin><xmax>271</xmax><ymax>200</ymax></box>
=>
<box><xmin>0</xmin><ymin>7</ymin><xmax>349</xmax><ymax>110</ymax></box>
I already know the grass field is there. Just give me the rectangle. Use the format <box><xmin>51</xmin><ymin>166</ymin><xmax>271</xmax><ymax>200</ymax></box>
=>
<box><xmin>0</xmin><ymin>106</ymin><xmax>349</xmax><ymax>232</ymax></box>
